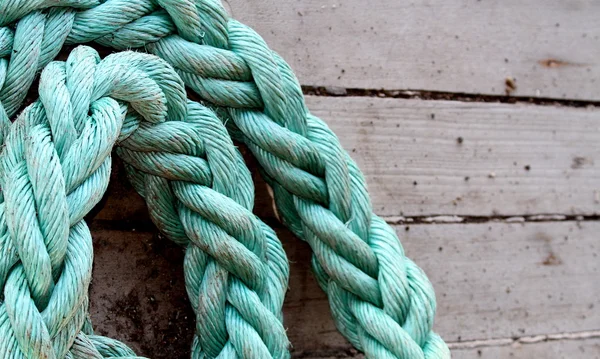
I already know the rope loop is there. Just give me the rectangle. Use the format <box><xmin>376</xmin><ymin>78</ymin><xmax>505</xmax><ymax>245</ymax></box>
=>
<box><xmin>0</xmin><ymin>45</ymin><xmax>289</xmax><ymax>358</ymax></box>
<box><xmin>0</xmin><ymin>1</ymin><xmax>450</xmax><ymax>358</ymax></box>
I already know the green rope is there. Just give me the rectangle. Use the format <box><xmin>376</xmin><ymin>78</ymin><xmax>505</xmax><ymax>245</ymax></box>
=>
<box><xmin>0</xmin><ymin>47</ymin><xmax>289</xmax><ymax>358</ymax></box>
<box><xmin>0</xmin><ymin>1</ymin><xmax>451</xmax><ymax>358</ymax></box>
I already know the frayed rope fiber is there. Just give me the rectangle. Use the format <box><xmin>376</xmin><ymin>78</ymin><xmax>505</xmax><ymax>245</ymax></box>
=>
<box><xmin>0</xmin><ymin>1</ymin><xmax>451</xmax><ymax>358</ymax></box>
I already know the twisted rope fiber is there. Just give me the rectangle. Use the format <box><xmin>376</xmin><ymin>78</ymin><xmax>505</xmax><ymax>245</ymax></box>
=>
<box><xmin>0</xmin><ymin>46</ymin><xmax>290</xmax><ymax>358</ymax></box>
<box><xmin>0</xmin><ymin>1</ymin><xmax>451</xmax><ymax>358</ymax></box>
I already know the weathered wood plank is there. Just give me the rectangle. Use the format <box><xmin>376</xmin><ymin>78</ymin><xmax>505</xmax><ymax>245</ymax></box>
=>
<box><xmin>89</xmin><ymin>229</ymin><xmax>194</xmax><ymax>357</ymax></box>
<box><xmin>451</xmin><ymin>337</ymin><xmax>600</xmax><ymax>359</ymax></box>
<box><xmin>95</xmin><ymin>96</ymin><xmax>600</xmax><ymax>220</ymax></box>
<box><xmin>302</xmin><ymin>337</ymin><xmax>600</xmax><ymax>358</ymax></box>
<box><xmin>89</xmin><ymin>220</ymin><xmax>600</xmax><ymax>357</ymax></box>
<box><xmin>227</xmin><ymin>0</ymin><xmax>600</xmax><ymax>100</ymax></box>
<box><xmin>285</xmin><ymin>221</ymin><xmax>600</xmax><ymax>349</ymax></box>
<box><xmin>318</xmin><ymin>97</ymin><xmax>600</xmax><ymax>217</ymax></box>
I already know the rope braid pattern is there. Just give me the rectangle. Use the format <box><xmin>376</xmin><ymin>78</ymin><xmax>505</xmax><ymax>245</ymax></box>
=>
<box><xmin>0</xmin><ymin>1</ymin><xmax>450</xmax><ymax>358</ymax></box>
<box><xmin>0</xmin><ymin>46</ymin><xmax>289</xmax><ymax>358</ymax></box>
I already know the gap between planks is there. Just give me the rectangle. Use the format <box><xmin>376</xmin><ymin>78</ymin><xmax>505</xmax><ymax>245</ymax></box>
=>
<box><xmin>448</xmin><ymin>329</ymin><xmax>600</xmax><ymax>350</ymax></box>
<box><xmin>302</xmin><ymin>86</ymin><xmax>600</xmax><ymax>109</ymax></box>
<box><xmin>89</xmin><ymin>213</ymin><xmax>600</xmax><ymax>232</ymax></box>
<box><xmin>383</xmin><ymin>213</ymin><xmax>600</xmax><ymax>225</ymax></box>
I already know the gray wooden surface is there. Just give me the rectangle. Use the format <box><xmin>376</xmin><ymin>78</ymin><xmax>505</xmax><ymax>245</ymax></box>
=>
<box><xmin>86</xmin><ymin>1</ymin><xmax>600</xmax><ymax>358</ymax></box>
<box><xmin>227</xmin><ymin>0</ymin><xmax>600</xmax><ymax>100</ymax></box>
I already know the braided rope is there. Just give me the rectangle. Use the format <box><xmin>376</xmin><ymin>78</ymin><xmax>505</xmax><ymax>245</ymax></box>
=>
<box><xmin>0</xmin><ymin>1</ymin><xmax>451</xmax><ymax>358</ymax></box>
<box><xmin>0</xmin><ymin>46</ymin><xmax>289</xmax><ymax>358</ymax></box>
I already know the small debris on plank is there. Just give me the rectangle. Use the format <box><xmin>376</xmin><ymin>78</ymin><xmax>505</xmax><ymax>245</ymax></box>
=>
<box><xmin>505</xmin><ymin>77</ymin><xmax>517</xmax><ymax>96</ymax></box>
<box><xmin>323</xmin><ymin>86</ymin><xmax>347</xmax><ymax>96</ymax></box>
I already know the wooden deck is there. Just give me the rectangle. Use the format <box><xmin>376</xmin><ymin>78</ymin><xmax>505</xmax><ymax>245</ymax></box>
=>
<box><xmin>89</xmin><ymin>1</ymin><xmax>600</xmax><ymax>358</ymax></box>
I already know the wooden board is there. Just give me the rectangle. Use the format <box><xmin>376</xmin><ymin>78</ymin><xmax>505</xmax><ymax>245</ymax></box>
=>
<box><xmin>310</xmin><ymin>97</ymin><xmax>600</xmax><ymax>218</ymax></box>
<box><xmin>226</xmin><ymin>0</ymin><xmax>600</xmax><ymax>100</ymax></box>
<box><xmin>88</xmin><ymin>220</ymin><xmax>600</xmax><ymax>358</ymax></box>
<box><xmin>94</xmin><ymin>96</ymin><xmax>600</xmax><ymax>221</ymax></box>
<box><xmin>285</xmin><ymin>221</ymin><xmax>600</xmax><ymax>348</ymax></box>
<box><xmin>451</xmin><ymin>337</ymin><xmax>600</xmax><ymax>359</ymax></box>
<box><xmin>305</xmin><ymin>337</ymin><xmax>600</xmax><ymax>358</ymax></box>
<box><xmin>89</xmin><ymin>228</ymin><xmax>194</xmax><ymax>357</ymax></box>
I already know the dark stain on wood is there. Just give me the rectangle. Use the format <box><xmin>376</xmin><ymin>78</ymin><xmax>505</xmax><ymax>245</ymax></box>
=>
<box><xmin>505</xmin><ymin>77</ymin><xmax>517</xmax><ymax>96</ymax></box>
<box><xmin>534</xmin><ymin>232</ymin><xmax>553</xmax><ymax>243</ymax></box>
<box><xmin>571</xmin><ymin>156</ymin><xmax>593</xmax><ymax>169</ymax></box>
<box><xmin>542</xmin><ymin>252</ymin><xmax>563</xmax><ymax>266</ymax></box>
<box><xmin>538</xmin><ymin>58</ymin><xmax>581</xmax><ymax>68</ymax></box>
<box><xmin>533</xmin><ymin>232</ymin><xmax>563</xmax><ymax>266</ymax></box>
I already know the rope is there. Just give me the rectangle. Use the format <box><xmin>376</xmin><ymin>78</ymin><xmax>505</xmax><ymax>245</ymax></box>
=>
<box><xmin>0</xmin><ymin>47</ymin><xmax>289</xmax><ymax>358</ymax></box>
<box><xmin>0</xmin><ymin>1</ymin><xmax>451</xmax><ymax>358</ymax></box>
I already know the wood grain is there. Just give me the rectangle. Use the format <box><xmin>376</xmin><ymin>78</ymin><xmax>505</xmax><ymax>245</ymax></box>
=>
<box><xmin>451</xmin><ymin>338</ymin><xmax>600</xmax><ymax>359</ymax></box>
<box><xmin>95</xmin><ymin>96</ymin><xmax>600</xmax><ymax>220</ymax></box>
<box><xmin>226</xmin><ymin>0</ymin><xmax>600</xmax><ymax>100</ymax></box>
<box><xmin>89</xmin><ymin>220</ymin><xmax>600</xmax><ymax>357</ymax></box>
<box><xmin>285</xmin><ymin>221</ymin><xmax>600</xmax><ymax>349</ymax></box>
<box><xmin>305</xmin><ymin>338</ymin><xmax>600</xmax><ymax>359</ymax></box>
<box><xmin>314</xmin><ymin>96</ymin><xmax>600</xmax><ymax>217</ymax></box>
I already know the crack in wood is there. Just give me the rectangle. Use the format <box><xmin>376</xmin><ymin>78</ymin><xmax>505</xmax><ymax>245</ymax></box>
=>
<box><xmin>448</xmin><ymin>329</ymin><xmax>600</xmax><ymax>350</ymax></box>
<box><xmin>384</xmin><ymin>214</ymin><xmax>600</xmax><ymax>225</ymax></box>
<box><xmin>90</xmin><ymin>213</ymin><xmax>600</xmax><ymax>232</ymax></box>
<box><xmin>302</xmin><ymin>86</ymin><xmax>600</xmax><ymax>108</ymax></box>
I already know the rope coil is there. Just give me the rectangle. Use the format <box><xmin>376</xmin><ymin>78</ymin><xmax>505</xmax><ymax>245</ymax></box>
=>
<box><xmin>0</xmin><ymin>1</ymin><xmax>451</xmax><ymax>358</ymax></box>
<box><xmin>1</xmin><ymin>47</ymin><xmax>288</xmax><ymax>358</ymax></box>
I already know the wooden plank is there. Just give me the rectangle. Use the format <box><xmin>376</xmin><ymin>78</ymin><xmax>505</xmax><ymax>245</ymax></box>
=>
<box><xmin>302</xmin><ymin>338</ymin><xmax>600</xmax><ymax>358</ymax></box>
<box><xmin>284</xmin><ymin>221</ymin><xmax>600</xmax><ymax>350</ymax></box>
<box><xmin>315</xmin><ymin>96</ymin><xmax>600</xmax><ymax>217</ymax></box>
<box><xmin>95</xmin><ymin>96</ymin><xmax>600</xmax><ymax>220</ymax></box>
<box><xmin>451</xmin><ymin>338</ymin><xmax>600</xmax><ymax>359</ymax></box>
<box><xmin>226</xmin><ymin>0</ymin><xmax>600</xmax><ymax>100</ymax></box>
<box><xmin>404</xmin><ymin>221</ymin><xmax>600</xmax><ymax>342</ymax></box>
<box><xmin>89</xmin><ymin>228</ymin><xmax>194</xmax><ymax>357</ymax></box>
<box><xmin>89</xmin><ymin>220</ymin><xmax>600</xmax><ymax>357</ymax></box>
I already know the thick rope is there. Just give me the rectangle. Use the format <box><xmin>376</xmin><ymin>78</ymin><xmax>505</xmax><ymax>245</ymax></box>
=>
<box><xmin>0</xmin><ymin>46</ymin><xmax>289</xmax><ymax>358</ymax></box>
<box><xmin>0</xmin><ymin>1</ymin><xmax>451</xmax><ymax>358</ymax></box>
